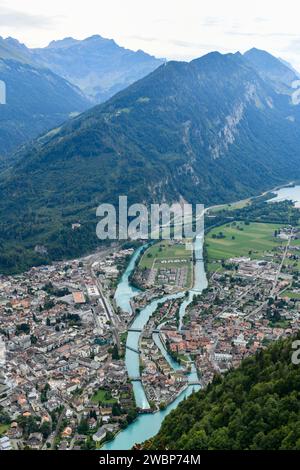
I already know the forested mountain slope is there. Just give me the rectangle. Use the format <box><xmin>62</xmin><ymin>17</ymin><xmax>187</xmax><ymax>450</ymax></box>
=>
<box><xmin>144</xmin><ymin>334</ymin><xmax>300</xmax><ymax>450</ymax></box>
<box><xmin>0</xmin><ymin>57</ymin><xmax>90</xmax><ymax>161</ymax></box>
<box><xmin>1</xmin><ymin>51</ymin><xmax>300</xmax><ymax>273</ymax></box>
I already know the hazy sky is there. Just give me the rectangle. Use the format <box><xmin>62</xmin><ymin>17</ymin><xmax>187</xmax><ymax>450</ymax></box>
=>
<box><xmin>1</xmin><ymin>0</ymin><xmax>300</xmax><ymax>69</ymax></box>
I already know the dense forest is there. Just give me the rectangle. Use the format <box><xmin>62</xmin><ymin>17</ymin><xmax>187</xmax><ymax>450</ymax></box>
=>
<box><xmin>144</xmin><ymin>333</ymin><xmax>300</xmax><ymax>450</ymax></box>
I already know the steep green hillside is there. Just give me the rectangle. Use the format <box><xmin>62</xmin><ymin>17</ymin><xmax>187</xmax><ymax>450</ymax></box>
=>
<box><xmin>1</xmin><ymin>51</ymin><xmax>300</xmax><ymax>273</ymax></box>
<box><xmin>0</xmin><ymin>58</ymin><xmax>90</xmax><ymax>160</ymax></box>
<box><xmin>144</xmin><ymin>334</ymin><xmax>300</xmax><ymax>450</ymax></box>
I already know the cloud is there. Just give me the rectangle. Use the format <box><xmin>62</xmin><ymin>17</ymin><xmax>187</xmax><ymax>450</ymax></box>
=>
<box><xmin>225</xmin><ymin>31</ymin><xmax>257</xmax><ymax>37</ymax></box>
<box><xmin>285</xmin><ymin>38</ymin><xmax>300</xmax><ymax>52</ymax></box>
<box><xmin>127</xmin><ymin>35</ymin><xmax>158</xmax><ymax>43</ymax></box>
<box><xmin>126</xmin><ymin>35</ymin><xmax>218</xmax><ymax>54</ymax></box>
<box><xmin>253</xmin><ymin>17</ymin><xmax>268</xmax><ymax>23</ymax></box>
<box><xmin>226</xmin><ymin>30</ymin><xmax>298</xmax><ymax>38</ymax></box>
<box><xmin>166</xmin><ymin>39</ymin><xmax>218</xmax><ymax>50</ymax></box>
<box><xmin>201</xmin><ymin>16</ymin><xmax>222</xmax><ymax>27</ymax></box>
<box><xmin>0</xmin><ymin>6</ymin><xmax>58</xmax><ymax>29</ymax></box>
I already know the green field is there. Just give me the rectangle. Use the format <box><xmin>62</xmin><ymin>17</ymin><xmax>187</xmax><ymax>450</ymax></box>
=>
<box><xmin>91</xmin><ymin>389</ymin><xmax>117</xmax><ymax>405</ymax></box>
<box><xmin>139</xmin><ymin>241</ymin><xmax>192</xmax><ymax>269</ymax></box>
<box><xmin>283</xmin><ymin>291</ymin><xmax>300</xmax><ymax>300</ymax></box>
<box><xmin>206</xmin><ymin>221</ymin><xmax>284</xmax><ymax>271</ymax></box>
<box><xmin>208</xmin><ymin>198</ymin><xmax>252</xmax><ymax>214</ymax></box>
<box><xmin>0</xmin><ymin>424</ymin><xmax>9</xmax><ymax>436</ymax></box>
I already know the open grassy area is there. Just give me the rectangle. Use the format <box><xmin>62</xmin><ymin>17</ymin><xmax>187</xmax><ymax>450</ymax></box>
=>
<box><xmin>206</xmin><ymin>221</ymin><xmax>284</xmax><ymax>271</ymax></box>
<box><xmin>91</xmin><ymin>388</ymin><xmax>117</xmax><ymax>405</ymax></box>
<box><xmin>283</xmin><ymin>291</ymin><xmax>300</xmax><ymax>300</ymax></box>
<box><xmin>208</xmin><ymin>198</ymin><xmax>252</xmax><ymax>214</ymax></box>
<box><xmin>269</xmin><ymin>320</ymin><xmax>291</xmax><ymax>329</ymax></box>
<box><xmin>0</xmin><ymin>424</ymin><xmax>9</xmax><ymax>436</ymax></box>
<box><xmin>139</xmin><ymin>240</ymin><xmax>192</xmax><ymax>269</ymax></box>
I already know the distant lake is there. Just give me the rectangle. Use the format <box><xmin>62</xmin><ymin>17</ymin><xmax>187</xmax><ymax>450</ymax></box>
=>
<box><xmin>268</xmin><ymin>185</ymin><xmax>300</xmax><ymax>208</ymax></box>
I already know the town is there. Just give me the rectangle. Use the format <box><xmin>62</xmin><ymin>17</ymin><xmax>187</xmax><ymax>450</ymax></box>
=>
<box><xmin>1</xmin><ymin>217</ymin><xmax>300</xmax><ymax>450</ymax></box>
<box><xmin>0</xmin><ymin>247</ymin><xmax>138</xmax><ymax>450</ymax></box>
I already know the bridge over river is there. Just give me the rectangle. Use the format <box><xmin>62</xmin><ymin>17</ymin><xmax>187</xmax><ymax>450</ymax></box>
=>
<box><xmin>128</xmin><ymin>328</ymin><xmax>160</xmax><ymax>333</ymax></box>
<box><xmin>125</xmin><ymin>345</ymin><xmax>140</xmax><ymax>354</ymax></box>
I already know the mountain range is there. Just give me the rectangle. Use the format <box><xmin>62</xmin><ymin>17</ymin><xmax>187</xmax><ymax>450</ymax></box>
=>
<box><xmin>0</xmin><ymin>47</ymin><xmax>300</xmax><ymax>272</ymax></box>
<box><xmin>0</xmin><ymin>35</ymin><xmax>163</xmax><ymax>163</ymax></box>
<box><xmin>0</xmin><ymin>56</ymin><xmax>90</xmax><ymax>163</ymax></box>
<box><xmin>31</xmin><ymin>35</ymin><xmax>164</xmax><ymax>103</ymax></box>
<box><xmin>0</xmin><ymin>34</ymin><xmax>163</xmax><ymax>103</ymax></box>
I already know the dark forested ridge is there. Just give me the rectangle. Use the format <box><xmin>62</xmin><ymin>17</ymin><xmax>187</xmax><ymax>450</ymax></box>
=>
<box><xmin>0</xmin><ymin>57</ymin><xmax>90</xmax><ymax>160</ymax></box>
<box><xmin>143</xmin><ymin>334</ymin><xmax>300</xmax><ymax>450</ymax></box>
<box><xmin>1</xmin><ymin>50</ymin><xmax>300</xmax><ymax>273</ymax></box>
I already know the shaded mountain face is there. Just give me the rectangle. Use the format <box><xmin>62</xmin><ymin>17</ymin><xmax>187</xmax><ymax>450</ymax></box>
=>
<box><xmin>0</xmin><ymin>36</ymin><xmax>32</xmax><ymax>62</ymax></box>
<box><xmin>0</xmin><ymin>58</ymin><xmax>90</xmax><ymax>162</ymax></box>
<box><xmin>278</xmin><ymin>57</ymin><xmax>300</xmax><ymax>78</ymax></box>
<box><xmin>1</xmin><ymin>50</ymin><xmax>300</xmax><ymax>273</ymax></box>
<box><xmin>244</xmin><ymin>48</ymin><xmax>300</xmax><ymax>95</ymax></box>
<box><xmin>31</xmin><ymin>35</ymin><xmax>164</xmax><ymax>103</ymax></box>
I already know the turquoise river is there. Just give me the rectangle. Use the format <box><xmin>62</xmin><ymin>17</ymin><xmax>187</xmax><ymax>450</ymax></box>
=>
<box><xmin>102</xmin><ymin>234</ymin><xmax>207</xmax><ymax>450</ymax></box>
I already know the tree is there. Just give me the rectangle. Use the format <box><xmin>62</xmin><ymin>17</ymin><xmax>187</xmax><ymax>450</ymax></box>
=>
<box><xmin>0</xmin><ymin>410</ymin><xmax>10</xmax><ymax>425</ymax></box>
<box><xmin>30</xmin><ymin>334</ymin><xmax>38</xmax><ymax>345</ymax></box>
<box><xmin>78</xmin><ymin>418</ymin><xmax>89</xmax><ymax>435</ymax></box>
<box><xmin>40</xmin><ymin>421</ymin><xmax>51</xmax><ymax>439</ymax></box>
<box><xmin>16</xmin><ymin>323</ymin><xmax>30</xmax><ymax>335</ymax></box>
<box><xmin>111</xmin><ymin>344</ymin><xmax>119</xmax><ymax>360</ymax></box>
<box><xmin>126</xmin><ymin>407</ymin><xmax>138</xmax><ymax>424</ymax></box>
<box><xmin>41</xmin><ymin>383</ymin><xmax>51</xmax><ymax>403</ymax></box>
<box><xmin>82</xmin><ymin>436</ymin><xmax>96</xmax><ymax>450</ymax></box>
<box><xmin>89</xmin><ymin>410</ymin><xmax>97</xmax><ymax>420</ymax></box>
<box><xmin>17</xmin><ymin>416</ymin><xmax>39</xmax><ymax>437</ymax></box>
<box><xmin>112</xmin><ymin>403</ymin><xmax>122</xmax><ymax>416</ymax></box>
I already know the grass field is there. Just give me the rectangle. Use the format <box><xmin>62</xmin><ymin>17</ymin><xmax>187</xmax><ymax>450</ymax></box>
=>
<box><xmin>206</xmin><ymin>221</ymin><xmax>284</xmax><ymax>270</ymax></box>
<box><xmin>208</xmin><ymin>198</ymin><xmax>252</xmax><ymax>213</ymax></box>
<box><xmin>139</xmin><ymin>241</ymin><xmax>192</xmax><ymax>269</ymax></box>
<box><xmin>0</xmin><ymin>424</ymin><xmax>9</xmax><ymax>436</ymax></box>
<box><xmin>290</xmin><ymin>238</ymin><xmax>300</xmax><ymax>246</ymax></box>
<box><xmin>283</xmin><ymin>291</ymin><xmax>300</xmax><ymax>300</ymax></box>
<box><xmin>91</xmin><ymin>388</ymin><xmax>117</xmax><ymax>405</ymax></box>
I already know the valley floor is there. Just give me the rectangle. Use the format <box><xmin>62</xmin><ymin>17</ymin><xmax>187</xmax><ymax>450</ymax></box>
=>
<box><xmin>1</xmin><ymin>191</ymin><xmax>300</xmax><ymax>450</ymax></box>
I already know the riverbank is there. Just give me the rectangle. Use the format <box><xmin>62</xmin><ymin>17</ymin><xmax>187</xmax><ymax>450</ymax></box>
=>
<box><xmin>102</xmin><ymin>234</ymin><xmax>206</xmax><ymax>450</ymax></box>
<box><xmin>103</xmin><ymin>183</ymin><xmax>300</xmax><ymax>450</ymax></box>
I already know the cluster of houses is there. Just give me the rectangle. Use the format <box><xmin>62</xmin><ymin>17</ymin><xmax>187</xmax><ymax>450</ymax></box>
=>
<box><xmin>0</xmin><ymin>249</ymin><xmax>136</xmax><ymax>450</ymax></box>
